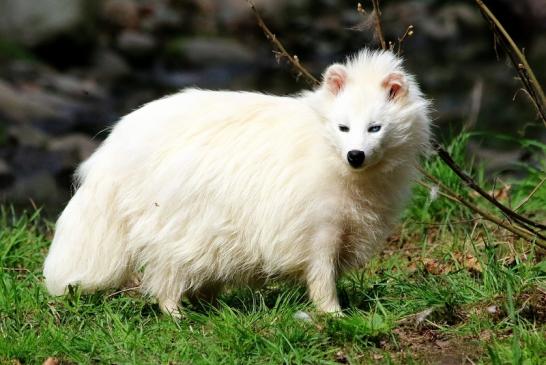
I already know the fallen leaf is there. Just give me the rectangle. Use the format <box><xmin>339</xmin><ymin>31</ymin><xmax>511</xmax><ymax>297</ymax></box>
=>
<box><xmin>407</xmin><ymin>261</ymin><xmax>418</xmax><ymax>274</ymax></box>
<box><xmin>335</xmin><ymin>350</ymin><xmax>348</xmax><ymax>364</ymax></box>
<box><xmin>492</xmin><ymin>184</ymin><xmax>511</xmax><ymax>201</ymax></box>
<box><xmin>453</xmin><ymin>252</ymin><xmax>482</xmax><ymax>273</ymax></box>
<box><xmin>486</xmin><ymin>305</ymin><xmax>497</xmax><ymax>314</ymax></box>
<box><xmin>479</xmin><ymin>330</ymin><xmax>493</xmax><ymax>341</ymax></box>
<box><xmin>43</xmin><ymin>358</ymin><xmax>59</xmax><ymax>365</ymax></box>
<box><xmin>415</xmin><ymin>308</ymin><xmax>434</xmax><ymax>325</ymax></box>
<box><xmin>423</xmin><ymin>258</ymin><xmax>451</xmax><ymax>275</ymax></box>
<box><xmin>435</xmin><ymin>340</ymin><xmax>450</xmax><ymax>349</ymax></box>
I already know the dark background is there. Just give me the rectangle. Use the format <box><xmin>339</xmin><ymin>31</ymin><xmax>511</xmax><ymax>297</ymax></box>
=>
<box><xmin>0</xmin><ymin>0</ymin><xmax>544</xmax><ymax>215</ymax></box>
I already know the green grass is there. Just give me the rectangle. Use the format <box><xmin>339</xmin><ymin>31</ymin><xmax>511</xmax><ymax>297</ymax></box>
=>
<box><xmin>1</xmin><ymin>134</ymin><xmax>545</xmax><ymax>364</ymax></box>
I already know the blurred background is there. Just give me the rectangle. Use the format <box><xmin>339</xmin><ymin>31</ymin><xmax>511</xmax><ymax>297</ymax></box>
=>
<box><xmin>0</xmin><ymin>0</ymin><xmax>544</xmax><ymax>215</ymax></box>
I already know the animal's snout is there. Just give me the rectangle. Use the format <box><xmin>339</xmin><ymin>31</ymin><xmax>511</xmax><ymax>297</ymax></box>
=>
<box><xmin>347</xmin><ymin>150</ymin><xmax>365</xmax><ymax>168</ymax></box>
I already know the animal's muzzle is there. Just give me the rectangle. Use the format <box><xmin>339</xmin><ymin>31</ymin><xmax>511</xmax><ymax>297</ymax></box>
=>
<box><xmin>347</xmin><ymin>150</ymin><xmax>365</xmax><ymax>168</ymax></box>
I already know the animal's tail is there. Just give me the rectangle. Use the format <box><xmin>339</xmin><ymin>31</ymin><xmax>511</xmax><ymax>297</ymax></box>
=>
<box><xmin>43</xmin><ymin>185</ymin><xmax>131</xmax><ymax>295</ymax></box>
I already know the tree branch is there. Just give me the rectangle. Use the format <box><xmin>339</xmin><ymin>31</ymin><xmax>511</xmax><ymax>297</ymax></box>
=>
<box><xmin>247</xmin><ymin>0</ymin><xmax>320</xmax><ymax>88</ymax></box>
<box><xmin>371</xmin><ymin>0</ymin><xmax>387</xmax><ymax>50</ymax></box>
<box><xmin>513</xmin><ymin>177</ymin><xmax>546</xmax><ymax>212</ymax></box>
<box><xmin>474</xmin><ymin>0</ymin><xmax>546</xmax><ymax>126</ymax></box>
<box><xmin>432</xmin><ymin>142</ymin><xmax>546</xmax><ymax>234</ymax></box>
<box><xmin>418</xmin><ymin>168</ymin><xmax>546</xmax><ymax>250</ymax></box>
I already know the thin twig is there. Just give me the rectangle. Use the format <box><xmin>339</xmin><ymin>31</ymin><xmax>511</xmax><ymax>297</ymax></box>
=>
<box><xmin>418</xmin><ymin>175</ymin><xmax>546</xmax><ymax>250</ymax></box>
<box><xmin>397</xmin><ymin>25</ymin><xmax>414</xmax><ymax>56</ymax></box>
<box><xmin>247</xmin><ymin>0</ymin><xmax>320</xmax><ymax>87</ymax></box>
<box><xmin>513</xmin><ymin>177</ymin><xmax>546</xmax><ymax>212</ymax></box>
<box><xmin>474</xmin><ymin>0</ymin><xmax>546</xmax><ymax>126</ymax></box>
<box><xmin>432</xmin><ymin>142</ymin><xmax>546</xmax><ymax>234</ymax></box>
<box><xmin>371</xmin><ymin>0</ymin><xmax>387</xmax><ymax>50</ymax></box>
<box><xmin>106</xmin><ymin>285</ymin><xmax>141</xmax><ymax>298</ymax></box>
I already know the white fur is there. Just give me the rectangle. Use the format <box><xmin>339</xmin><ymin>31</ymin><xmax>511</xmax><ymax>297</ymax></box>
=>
<box><xmin>43</xmin><ymin>50</ymin><xmax>431</xmax><ymax>315</ymax></box>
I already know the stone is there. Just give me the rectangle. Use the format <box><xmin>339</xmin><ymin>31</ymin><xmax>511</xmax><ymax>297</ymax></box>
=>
<box><xmin>173</xmin><ymin>37</ymin><xmax>255</xmax><ymax>67</ymax></box>
<box><xmin>117</xmin><ymin>30</ymin><xmax>156</xmax><ymax>54</ymax></box>
<box><xmin>0</xmin><ymin>80</ymin><xmax>58</xmax><ymax>123</ymax></box>
<box><xmin>7</xmin><ymin>125</ymin><xmax>49</xmax><ymax>148</ymax></box>
<box><xmin>48</xmin><ymin>134</ymin><xmax>99</xmax><ymax>162</ymax></box>
<box><xmin>102</xmin><ymin>0</ymin><xmax>140</xmax><ymax>29</ymax></box>
<box><xmin>0</xmin><ymin>159</ymin><xmax>14</xmax><ymax>190</ymax></box>
<box><xmin>0</xmin><ymin>0</ymin><xmax>86</xmax><ymax>46</ymax></box>
<box><xmin>92</xmin><ymin>49</ymin><xmax>131</xmax><ymax>82</ymax></box>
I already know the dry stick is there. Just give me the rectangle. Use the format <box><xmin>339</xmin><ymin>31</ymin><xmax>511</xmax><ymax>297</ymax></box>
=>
<box><xmin>397</xmin><ymin>25</ymin><xmax>414</xmax><ymax>56</ymax></box>
<box><xmin>371</xmin><ymin>0</ymin><xmax>387</xmax><ymax>50</ymax></box>
<box><xmin>474</xmin><ymin>0</ymin><xmax>546</xmax><ymax>126</ymax></box>
<box><xmin>513</xmin><ymin>177</ymin><xmax>546</xmax><ymax>212</ymax></box>
<box><xmin>433</xmin><ymin>142</ymin><xmax>546</xmax><ymax>234</ymax></box>
<box><xmin>418</xmin><ymin>171</ymin><xmax>546</xmax><ymax>250</ymax></box>
<box><xmin>247</xmin><ymin>0</ymin><xmax>320</xmax><ymax>88</ymax></box>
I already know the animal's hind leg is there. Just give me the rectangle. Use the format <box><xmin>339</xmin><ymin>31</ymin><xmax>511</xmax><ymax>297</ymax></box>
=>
<box><xmin>188</xmin><ymin>282</ymin><xmax>223</xmax><ymax>307</ymax></box>
<box><xmin>143</xmin><ymin>264</ymin><xmax>189</xmax><ymax>318</ymax></box>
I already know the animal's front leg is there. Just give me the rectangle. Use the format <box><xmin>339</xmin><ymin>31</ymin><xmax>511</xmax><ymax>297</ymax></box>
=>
<box><xmin>305</xmin><ymin>226</ymin><xmax>342</xmax><ymax>314</ymax></box>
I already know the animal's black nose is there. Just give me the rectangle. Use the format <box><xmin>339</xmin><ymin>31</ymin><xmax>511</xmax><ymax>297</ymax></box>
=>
<box><xmin>347</xmin><ymin>150</ymin><xmax>365</xmax><ymax>168</ymax></box>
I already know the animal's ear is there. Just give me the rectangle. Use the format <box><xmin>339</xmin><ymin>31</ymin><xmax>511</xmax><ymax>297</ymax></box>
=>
<box><xmin>322</xmin><ymin>64</ymin><xmax>347</xmax><ymax>96</ymax></box>
<box><xmin>382</xmin><ymin>72</ymin><xmax>408</xmax><ymax>101</ymax></box>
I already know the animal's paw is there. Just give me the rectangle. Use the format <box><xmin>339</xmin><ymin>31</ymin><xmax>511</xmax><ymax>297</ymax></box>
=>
<box><xmin>159</xmin><ymin>298</ymin><xmax>183</xmax><ymax>319</ymax></box>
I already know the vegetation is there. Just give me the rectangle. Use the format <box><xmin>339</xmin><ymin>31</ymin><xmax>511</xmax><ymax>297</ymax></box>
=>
<box><xmin>1</xmin><ymin>134</ymin><xmax>545</xmax><ymax>364</ymax></box>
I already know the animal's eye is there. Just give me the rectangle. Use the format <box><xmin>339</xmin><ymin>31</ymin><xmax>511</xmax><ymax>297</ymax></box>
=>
<box><xmin>338</xmin><ymin>125</ymin><xmax>350</xmax><ymax>132</ymax></box>
<box><xmin>368</xmin><ymin>125</ymin><xmax>381</xmax><ymax>133</ymax></box>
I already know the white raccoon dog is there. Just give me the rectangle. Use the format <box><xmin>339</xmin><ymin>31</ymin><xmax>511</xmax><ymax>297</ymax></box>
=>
<box><xmin>43</xmin><ymin>49</ymin><xmax>430</xmax><ymax>316</ymax></box>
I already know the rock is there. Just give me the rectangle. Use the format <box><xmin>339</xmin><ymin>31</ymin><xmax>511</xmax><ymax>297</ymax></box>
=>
<box><xmin>467</xmin><ymin>141</ymin><xmax>523</xmax><ymax>173</ymax></box>
<box><xmin>0</xmin><ymin>80</ymin><xmax>59</xmax><ymax>123</ymax></box>
<box><xmin>0</xmin><ymin>159</ymin><xmax>14</xmax><ymax>189</ymax></box>
<box><xmin>0</xmin><ymin>77</ymin><xmax>110</xmax><ymax>134</ymax></box>
<box><xmin>92</xmin><ymin>49</ymin><xmax>131</xmax><ymax>82</ymax></box>
<box><xmin>117</xmin><ymin>30</ymin><xmax>156</xmax><ymax>55</ymax></box>
<box><xmin>0</xmin><ymin>0</ymin><xmax>86</xmax><ymax>46</ymax></box>
<box><xmin>140</xmin><ymin>1</ymin><xmax>182</xmax><ymax>31</ymax></box>
<box><xmin>102</xmin><ymin>0</ymin><xmax>140</xmax><ymax>29</ymax></box>
<box><xmin>192</xmin><ymin>0</ymin><xmax>310</xmax><ymax>28</ymax></box>
<box><xmin>7</xmin><ymin>125</ymin><xmax>49</xmax><ymax>147</ymax></box>
<box><xmin>172</xmin><ymin>37</ymin><xmax>255</xmax><ymax>67</ymax></box>
<box><xmin>293</xmin><ymin>310</ymin><xmax>313</xmax><ymax>322</ymax></box>
<box><xmin>40</xmin><ymin>74</ymin><xmax>107</xmax><ymax>100</ymax></box>
<box><xmin>48</xmin><ymin>134</ymin><xmax>99</xmax><ymax>162</ymax></box>
<box><xmin>49</xmin><ymin>134</ymin><xmax>99</xmax><ymax>188</ymax></box>
<box><xmin>5</xmin><ymin>170</ymin><xmax>63</xmax><ymax>207</ymax></box>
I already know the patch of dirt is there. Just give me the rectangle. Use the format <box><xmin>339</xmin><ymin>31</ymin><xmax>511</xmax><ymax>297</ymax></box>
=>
<box><xmin>459</xmin><ymin>286</ymin><xmax>546</xmax><ymax>325</ymax></box>
<box><xmin>517</xmin><ymin>286</ymin><xmax>546</xmax><ymax>323</ymax></box>
<box><xmin>386</xmin><ymin>326</ymin><xmax>483</xmax><ymax>365</ymax></box>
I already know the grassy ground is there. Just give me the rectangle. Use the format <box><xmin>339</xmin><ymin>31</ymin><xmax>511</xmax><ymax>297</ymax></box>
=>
<box><xmin>1</xmin><ymin>134</ymin><xmax>545</xmax><ymax>364</ymax></box>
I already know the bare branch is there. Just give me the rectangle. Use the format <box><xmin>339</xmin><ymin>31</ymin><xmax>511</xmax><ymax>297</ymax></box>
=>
<box><xmin>371</xmin><ymin>0</ymin><xmax>387</xmax><ymax>50</ymax></box>
<box><xmin>418</xmin><ymin>168</ymin><xmax>546</xmax><ymax>250</ymax></box>
<box><xmin>247</xmin><ymin>0</ymin><xmax>320</xmax><ymax>87</ymax></box>
<box><xmin>513</xmin><ymin>177</ymin><xmax>546</xmax><ymax>212</ymax></box>
<box><xmin>432</xmin><ymin>142</ymin><xmax>546</xmax><ymax>236</ymax></box>
<box><xmin>397</xmin><ymin>25</ymin><xmax>414</xmax><ymax>56</ymax></box>
<box><xmin>474</xmin><ymin>0</ymin><xmax>546</xmax><ymax>126</ymax></box>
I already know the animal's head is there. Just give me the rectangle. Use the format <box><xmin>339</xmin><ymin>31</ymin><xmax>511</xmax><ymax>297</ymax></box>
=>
<box><xmin>317</xmin><ymin>50</ymin><xmax>431</xmax><ymax>173</ymax></box>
